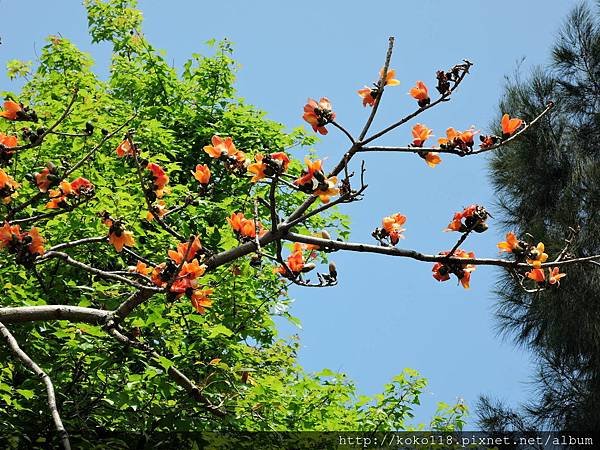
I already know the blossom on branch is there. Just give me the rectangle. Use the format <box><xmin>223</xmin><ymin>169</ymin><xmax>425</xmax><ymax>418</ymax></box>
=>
<box><xmin>302</xmin><ymin>98</ymin><xmax>335</xmax><ymax>135</ymax></box>
<box><xmin>432</xmin><ymin>249</ymin><xmax>476</xmax><ymax>289</ymax></box>
<box><xmin>0</xmin><ymin>100</ymin><xmax>22</xmax><ymax>120</ymax></box>
<box><xmin>168</xmin><ymin>236</ymin><xmax>203</xmax><ymax>264</ymax></box>
<box><xmin>46</xmin><ymin>177</ymin><xmax>94</xmax><ymax>209</ymax></box>
<box><xmin>373</xmin><ymin>213</ymin><xmax>407</xmax><ymax>245</ymax></box>
<box><xmin>294</xmin><ymin>158</ymin><xmax>339</xmax><ymax>203</ymax></box>
<box><xmin>357</xmin><ymin>68</ymin><xmax>400</xmax><ymax>107</ymax></box>
<box><xmin>248</xmin><ymin>152</ymin><xmax>290</xmax><ymax>183</ymax></box>
<box><xmin>227</xmin><ymin>212</ymin><xmax>266</xmax><ymax>240</ymax></box>
<box><xmin>548</xmin><ymin>267</ymin><xmax>566</xmax><ymax>285</ymax></box>
<box><xmin>409</xmin><ymin>81</ymin><xmax>430</xmax><ymax>107</ymax></box>
<box><xmin>0</xmin><ymin>168</ymin><xmax>20</xmax><ymax>204</ymax></box>
<box><xmin>0</xmin><ymin>133</ymin><xmax>18</xmax><ymax>166</ymax></box>
<box><xmin>192</xmin><ymin>164</ymin><xmax>211</xmax><ymax>185</ymax></box>
<box><xmin>34</xmin><ymin>163</ymin><xmax>58</xmax><ymax>193</ymax></box>
<box><xmin>444</xmin><ymin>205</ymin><xmax>488</xmax><ymax>233</ymax></box>
<box><xmin>146</xmin><ymin>162</ymin><xmax>170</xmax><ymax>199</ymax></box>
<box><xmin>102</xmin><ymin>216</ymin><xmax>135</xmax><ymax>252</ymax></box>
<box><xmin>115</xmin><ymin>139</ymin><xmax>134</xmax><ymax>157</ymax></box>
<box><xmin>526</xmin><ymin>242</ymin><xmax>548</xmax><ymax>269</ymax></box>
<box><xmin>501</xmin><ymin>113</ymin><xmax>523</xmax><ymax>138</ymax></box>
<box><xmin>411</xmin><ymin>123</ymin><xmax>433</xmax><ymax>147</ymax></box>
<box><xmin>0</xmin><ymin>223</ymin><xmax>45</xmax><ymax>263</ymax></box>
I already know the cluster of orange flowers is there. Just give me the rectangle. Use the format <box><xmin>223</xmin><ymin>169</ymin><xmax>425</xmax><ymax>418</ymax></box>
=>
<box><xmin>0</xmin><ymin>168</ymin><xmax>20</xmax><ymax>204</ymax></box>
<box><xmin>445</xmin><ymin>204</ymin><xmax>489</xmax><ymax>233</ymax></box>
<box><xmin>373</xmin><ymin>213</ymin><xmax>406</xmax><ymax>245</ymax></box>
<box><xmin>46</xmin><ymin>177</ymin><xmax>94</xmax><ymax>209</ymax></box>
<box><xmin>438</xmin><ymin>127</ymin><xmax>478</xmax><ymax>152</ymax></box>
<box><xmin>0</xmin><ymin>222</ymin><xmax>45</xmax><ymax>265</ymax></box>
<box><xmin>0</xmin><ymin>132</ymin><xmax>18</xmax><ymax>166</ymax></box>
<box><xmin>33</xmin><ymin>163</ymin><xmax>59</xmax><ymax>193</ymax></box>
<box><xmin>140</xmin><ymin>236</ymin><xmax>212</xmax><ymax>314</ymax></box>
<box><xmin>497</xmin><ymin>231</ymin><xmax>566</xmax><ymax>286</ymax></box>
<box><xmin>294</xmin><ymin>158</ymin><xmax>339</xmax><ymax>203</ymax></box>
<box><xmin>302</xmin><ymin>98</ymin><xmax>336</xmax><ymax>134</ymax></box>
<box><xmin>227</xmin><ymin>212</ymin><xmax>266</xmax><ymax>241</ymax></box>
<box><xmin>432</xmin><ymin>249</ymin><xmax>476</xmax><ymax>289</ymax></box>
<box><xmin>357</xmin><ymin>68</ymin><xmax>400</xmax><ymax>107</ymax></box>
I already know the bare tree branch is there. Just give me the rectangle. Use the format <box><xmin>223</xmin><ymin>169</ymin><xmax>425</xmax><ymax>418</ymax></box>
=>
<box><xmin>0</xmin><ymin>321</ymin><xmax>71</xmax><ymax>450</ymax></box>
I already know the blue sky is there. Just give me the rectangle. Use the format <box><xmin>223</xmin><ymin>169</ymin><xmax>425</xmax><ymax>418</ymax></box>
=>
<box><xmin>2</xmin><ymin>0</ymin><xmax>578</xmax><ymax>428</ymax></box>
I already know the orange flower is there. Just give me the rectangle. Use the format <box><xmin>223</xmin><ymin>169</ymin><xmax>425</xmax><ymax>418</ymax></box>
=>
<box><xmin>437</xmin><ymin>127</ymin><xmax>460</xmax><ymax>147</ymax></box>
<box><xmin>180</xmin><ymin>258</ymin><xmax>207</xmax><ymax>279</ymax></box>
<box><xmin>432</xmin><ymin>249</ymin><xmax>476</xmax><ymax>289</ymax></box>
<box><xmin>227</xmin><ymin>212</ymin><xmax>266</xmax><ymax>239</ymax></box>
<box><xmin>0</xmin><ymin>133</ymin><xmax>18</xmax><ymax>148</ymax></box>
<box><xmin>303</xmin><ymin>98</ymin><xmax>335</xmax><ymax>135</ymax></box>
<box><xmin>409</xmin><ymin>81</ymin><xmax>430</xmax><ymax>107</ymax></box>
<box><xmin>204</xmin><ymin>135</ymin><xmax>246</xmax><ymax>163</ymax></box>
<box><xmin>432</xmin><ymin>262</ymin><xmax>451</xmax><ymax>282</ymax></box>
<box><xmin>497</xmin><ymin>231</ymin><xmax>522</xmax><ymax>253</ymax></box>
<box><xmin>0</xmin><ymin>168</ymin><xmax>20</xmax><ymax>204</ymax></box>
<box><xmin>168</xmin><ymin>236</ymin><xmax>202</xmax><ymax>264</ymax></box>
<box><xmin>0</xmin><ymin>100</ymin><xmax>22</xmax><ymax>120</ymax></box>
<box><xmin>445</xmin><ymin>212</ymin><xmax>464</xmax><ymax>232</ymax></box>
<box><xmin>248</xmin><ymin>154</ymin><xmax>267</xmax><ymax>183</ymax></box>
<box><xmin>133</xmin><ymin>261</ymin><xmax>152</xmax><ymax>276</ymax></box>
<box><xmin>412</xmin><ymin>123</ymin><xmax>433</xmax><ymax>147</ymax></box>
<box><xmin>424</xmin><ymin>152</ymin><xmax>441</xmax><ymax>168</ymax></box>
<box><xmin>109</xmin><ymin>229</ymin><xmax>135</xmax><ymax>252</ymax></box>
<box><xmin>382</xmin><ymin>213</ymin><xmax>407</xmax><ymax>245</ymax></box>
<box><xmin>501</xmin><ymin>113</ymin><xmax>523</xmax><ymax>137</ymax></box>
<box><xmin>191</xmin><ymin>289</ymin><xmax>213</xmax><ymax>314</ymax></box>
<box><xmin>26</xmin><ymin>227</ymin><xmax>45</xmax><ymax>256</ymax></box>
<box><xmin>548</xmin><ymin>267</ymin><xmax>566</xmax><ymax>286</ymax></box>
<box><xmin>357</xmin><ymin>87</ymin><xmax>377</xmax><ymax>107</ymax></box>
<box><xmin>526</xmin><ymin>268</ymin><xmax>545</xmax><ymax>283</ymax></box>
<box><xmin>275</xmin><ymin>250</ymin><xmax>305</xmax><ymax>275</ymax></box>
<box><xmin>380</xmin><ymin>68</ymin><xmax>400</xmax><ymax>86</ymax></box>
<box><xmin>146</xmin><ymin>200</ymin><xmax>167</xmax><ymax>221</ymax></box>
<box><xmin>192</xmin><ymin>164</ymin><xmax>211</xmax><ymax>185</ymax></box>
<box><xmin>147</xmin><ymin>162</ymin><xmax>169</xmax><ymax>198</ymax></box>
<box><xmin>0</xmin><ymin>222</ymin><xmax>22</xmax><ymax>248</ymax></box>
<box><xmin>150</xmin><ymin>263</ymin><xmax>167</xmax><ymax>287</ymax></box>
<box><xmin>527</xmin><ymin>242</ymin><xmax>548</xmax><ymax>268</ymax></box>
<box><xmin>115</xmin><ymin>139</ymin><xmax>134</xmax><ymax>157</ymax></box>
<box><xmin>294</xmin><ymin>158</ymin><xmax>323</xmax><ymax>187</ymax></box>
<box><xmin>458</xmin><ymin>128</ymin><xmax>478</xmax><ymax>148</ymax></box>
<box><xmin>314</xmin><ymin>177</ymin><xmax>339</xmax><ymax>203</ymax></box>
<box><xmin>70</xmin><ymin>177</ymin><xmax>94</xmax><ymax>195</ymax></box>
<box><xmin>34</xmin><ymin>167</ymin><xmax>53</xmax><ymax>193</ymax></box>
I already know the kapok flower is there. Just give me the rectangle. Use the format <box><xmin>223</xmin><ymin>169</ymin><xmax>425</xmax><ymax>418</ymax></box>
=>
<box><xmin>104</xmin><ymin>219</ymin><xmax>135</xmax><ymax>252</ymax></box>
<box><xmin>0</xmin><ymin>223</ymin><xmax>44</xmax><ymax>258</ymax></box>
<box><xmin>357</xmin><ymin>87</ymin><xmax>377</xmax><ymax>107</ymax></box>
<box><xmin>0</xmin><ymin>100</ymin><xmax>22</xmax><ymax>120</ymax></box>
<box><xmin>548</xmin><ymin>267</ymin><xmax>566</xmax><ymax>286</ymax></box>
<box><xmin>26</xmin><ymin>227</ymin><xmax>45</xmax><ymax>256</ymax></box>
<box><xmin>34</xmin><ymin>164</ymin><xmax>58</xmax><ymax>193</ymax></box>
<box><xmin>192</xmin><ymin>164</ymin><xmax>211</xmax><ymax>185</ymax></box>
<box><xmin>275</xmin><ymin>249</ymin><xmax>305</xmax><ymax>276</ymax></box>
<box><xmin>445</xmin><ymin>205</ymin><xmax>488</xmax><ymax>233</ymax></box>
<box><xmin>248</xmin><ymin>152</ymin><xmax>290</xmax><ymax>183</ymax></box>
<box><xmin>147</xmin><ymin>162</ymin><xmax>169</xmax><ymax>198</ymax></box>
<box><xmin>303</xmin><ymin>98</ymin><xmax>335</xmax><ymax>135</ymax></box>
<box><xmin>381</xmin><ymin>213</ymin><xmax>407</xmax><ymax>245</ymax></box>
<box><xmin>501</xmin><ymin>113</ymin><xmax>523</xmax><ymax>138</ymax></box>
<box><xmin>133</xmin><ymin>260</ymin><xmax>152</xmax><ymax>276</ymax></box>
<box><xmin>115</xmin><ymin>139</ymin><xmax>134</xmax><ymax>157</ymax></box>
<box><xmin>0</xmin><ymin>168</ymin><xmax>20</xmax><ymax>204</ymax></box>
<box><xmin>423</xmin><ymin>152</ymin><xmax>442</xmax><ymax>168</ymax></box>
<box><xmin>526</xmin><ymin>268</ymin><xmax>545</xmax><ymax>283</ymax></box>
<box><xmin>314</xmin><ymin>176</ymin><xmax>339</xmax><ymax>203</ymax></box>
<box><xmin>527</xmin><ymin>242</ymin><xmax>548</xmax><ymax>268</ymax></box>
<box><xmin>411</xmin><ymin>124</ymin><xmax>433</xmax><ymax>147</ymax></box>
<box><xmin>294</xmin><ymin>158</ymin><xmax>323</xmax><ymax>187</ymax></box>
<box><xmin>409</xmin><ymin>81</ymin><xmax>430</xmax><ymax>107</ymax></box>
<box><xmin>497</xmin><ymin>231</ymin><xmax>523</xmax><ymax>253</ymax></box>
<box><xmin>46</xmin><ymin>178</ymin><xmax>94</xmax><ymax>209</ymax></box>
<box><xmin>0</xmin><ymin>222</ymin><xmax>22</xmax><ymax>248</ymax></box>
<box><xmin>70</xmin><ymin>177</ymin><xmax>94</xmax><ymax>195</ymax></box>
<box><xmin>204</xmin><ymin>135</ymin><xmax>247</xmax><ymax>164</ymax></box>
<box><xmin>227</xmin><ymin>212</ymin><xmax>266</xmax><ymax>240</ymax></box>
<box><xmin>0</xmin><ymin>133</ymin><xmax>18</xmax><ymax>148</ymax></box>
<box><xmin>146</xmin><ymin>200</ymin><xmax>167</xmax><ymax>221</ymax></box>
<box><xmin>191</xmin><ymin>289</ymin><xmax>213</xmax><ymax>314</ymax></box>
<box><xmin>431</xmin><ymin>249</ymin><xmax>476</xmax><ymax>289</ymax></box>
<box><xmin>381</xmin><ymin>68</ymin><xmax>400</xmax><ymax>87</ymax></box>
<box><xmin>168</xmin><ymin>236</ymin><xmax>203</xmax><ymax>264</ymax></box>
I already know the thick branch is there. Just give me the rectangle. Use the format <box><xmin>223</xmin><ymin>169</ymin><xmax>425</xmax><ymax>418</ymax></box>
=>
<box><xmin>0</xmin><ymin>321</ymin><xmax>71</xmax><ymax>450</ymax></box>
<box><xmin>0</xmin><ymin>305</ymin><xmax>109</xmax><ymax>324</ymax></box>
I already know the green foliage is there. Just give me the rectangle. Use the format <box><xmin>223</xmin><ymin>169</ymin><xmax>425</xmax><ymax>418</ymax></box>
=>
<box><xmin>0</xmin><ymin>0</ymin><xmax>466</xmax><ymax>445</ymax></box>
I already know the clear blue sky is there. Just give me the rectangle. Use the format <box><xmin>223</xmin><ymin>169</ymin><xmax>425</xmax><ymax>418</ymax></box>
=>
<box><xmin>2</xmin><ymin>0</ymin><xmax>577</xmax><ymax>429</ymax></box>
